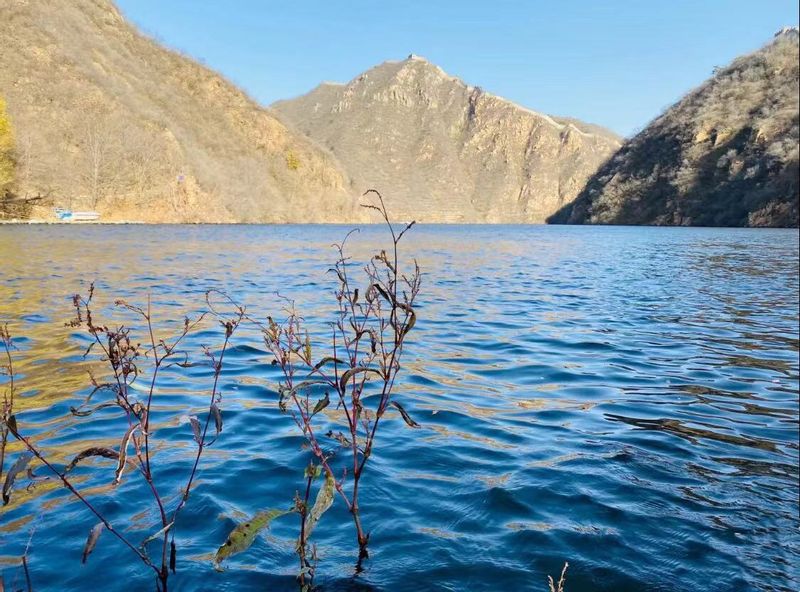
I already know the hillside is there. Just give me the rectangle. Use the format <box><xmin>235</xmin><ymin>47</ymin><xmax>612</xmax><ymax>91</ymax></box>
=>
<box><xmin>273</xmin><ymin>56</ymin><xmax>621</xmax><ymax>223</ymax></box>
<box><xmin>549</xmin><ymin>29</ymin><xmax>800</xmax><ymax>228</ymax></box>
<box><xmin>0</xmin><ymin>97</ymin><xmax>12</xmax><ymax>194</ymax></box>
<box><xmin>0</xmin><ymin>0</ymin><xmax>359</xmax><ymax>222</ymax></box>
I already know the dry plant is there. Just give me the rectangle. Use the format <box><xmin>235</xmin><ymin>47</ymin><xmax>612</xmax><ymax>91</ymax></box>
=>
<box><xmin>3</xmin><ymin>192</ymin><xmax>422</xmax><ymax>590</ymax></box>
<box><xmin>547</xmin><ymin>562</ymin><xmax>569</xmax><ymax>592</ymax></box>
<box><xmin>0</xmin><ymin>286</ymin><xmax>244</xmax><ymax>591</ymax></box>
<box><xmin>1</xmin><ymin>324</ymin><xmax>15</xmax><ymax>491</ymax></box>
<box><xmin>211</xmin><ymin>190</ymin><xmax>421</xmax><ymax>588</ymax></box>
<box><xmin>264</xmin><ymin>190</ymin><xmax>420</xmax><ymax>574</ymax></box>
<box><xmin>1</xmin><ymin>324</ymin><xmax>39</xmax><ymax>591</ymax></box>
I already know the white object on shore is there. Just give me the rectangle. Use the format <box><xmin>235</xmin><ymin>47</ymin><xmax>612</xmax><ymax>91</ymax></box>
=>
<box><xmin>54</xmin><ymin>208</ymin><xmax>100</xmax><ymax>222</ymax></box>
<box><xmin>71</xmin><ymin>211</ymin><xmax>101</xmax><ymax>221</ymax></box>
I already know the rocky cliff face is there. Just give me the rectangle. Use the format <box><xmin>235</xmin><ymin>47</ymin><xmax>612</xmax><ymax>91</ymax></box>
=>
<box><xmin>549</xmin><ymin>30</ymin><xmax>799</xmax><ymax>228</ymax></box>
<box><xmin>273</xmin><ymin>56</ymin><xmax>621</xmax><ymax>223</ymax></box>
<box><xmin>0</xmin><ymin>0</ymin><xmax>358</xmax><ymax>222</ymax></box>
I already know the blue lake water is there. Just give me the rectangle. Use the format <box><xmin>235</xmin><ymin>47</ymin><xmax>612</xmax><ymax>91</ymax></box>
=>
<box><xmin>0</xmin><ymin>224</ymin><xmax>798</xmax><ymax>592</ymax></box>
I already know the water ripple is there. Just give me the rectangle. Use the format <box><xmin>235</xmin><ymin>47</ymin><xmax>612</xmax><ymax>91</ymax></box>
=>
<box><xmin>0</xmin><ymin>224</ymin><xmax>798</xmax><ymax>591</ymax></box>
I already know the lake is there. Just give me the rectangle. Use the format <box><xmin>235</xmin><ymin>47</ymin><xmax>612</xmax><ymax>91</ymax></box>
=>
<box><xmin>0</xmin><ymin>224</ymin><xmax>798</xmax><ymax>592</ymax></box>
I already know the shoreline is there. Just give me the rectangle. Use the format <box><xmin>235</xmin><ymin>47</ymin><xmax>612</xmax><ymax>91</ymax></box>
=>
<box><xmin>0</xmin><ymin>219</ymin><xmax>147</xmax><ymax>225</ymax></box>
<box><xmin>0</xmin><ymin>219</ymin><xmax>797</xmax><ymax>229</ymax></box>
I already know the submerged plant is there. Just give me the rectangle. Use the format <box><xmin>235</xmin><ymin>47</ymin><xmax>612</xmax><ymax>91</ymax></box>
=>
<box><xmin>1</xmin><ymin>287</ymin><xmax>243</xmax><ymax>591</ymax></box>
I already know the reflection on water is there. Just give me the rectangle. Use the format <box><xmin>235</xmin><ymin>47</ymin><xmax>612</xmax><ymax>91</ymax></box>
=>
<box><xmin>0</xmin><ymin>224</ymin><xmax>798</xmax><ymax>592</ymax></box>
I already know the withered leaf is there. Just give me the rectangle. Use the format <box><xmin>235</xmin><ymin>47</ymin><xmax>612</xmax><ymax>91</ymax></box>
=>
<box><xmin>369</xmin><ymin>330</ymin><xmax>378</xmax><ymax>354</ymax></box>
<box><xmin>367</xmin><ymin>283</ymin><xmax>392</xmax><ymax>305</ymax></box>
<box><xmin>292</xmin><ymin>379</ymin><xmax>327</xmax><ymax>392</ymax></box>
<box><xmin>311</xmin><ymin>356</ymin><xmax>344</xmax><ymax>373</ymax></box>
<box><xmin>391</xmin><ymin>401</ymin><xmax>420</xmax><ymax>428</ymax></box>
<box><xmin>69</xmin><ymin>402</ymin><xmax>118</xmax><ymax>417</ymax></box>
<box><xmin>213</xmin><ymin>508</ymin><xmax>292</xmax><ymax>571</ymax></box>
<box><xmin>304</xmin><ymin>331</ymin><xmax>312</xmax><ymax>363</ymax></box>
<box><xmin>338</xmin><ymin>367</ymin><xmax>382</xmax><ymax>392</ymax></box>
<box><xmin>326</xmin><ymin>430</ymin><xmax>352</xmax><ymax>448</ymax></box>
<box><xmin>329</xmin><ymin>267</ymin><xmax>347</xmax><ymax>285</ymax></box>
<box><xmin>64</xmin><ymin>447</ymin><xmax>119</xmax><ymax>473</ymax></box>
<box><xmin>2</xmin><ymin>451</ymin><xmax>33</xmax><ymax>505</ymax></box>
<box><xmin>401</xmin><ymin>307</ymin><xmax>417</xmax><ymax>337</ymax></box>
<box><xmin>303</xmin><ymin>463</ymin><xmax>322</xmax><ymax>480</ymax></box>
<box><xmin>303</xmin><ymin>471</ymin><xmax>335</xmax><ymax>540</ymax></box>
<box><xmin>139</xmin><ymin>521</ymin><xmax>174</xmax><ymax>550</ymax></box>
<box><xmin>311</xmin><ymin>392</ymin><xmax>330</xmax><ymax>416</ymax></box>
<box><xmin>114</xmin><ymin>424</ymin><xmax>138</xmax><ymax>485</ymax></box>
<box><xmin>170</xmin><ymin>540</ymin><xmax>176</xmax><ymax>573</ymax></box>
<box><xmin>189</xmin><ymin>415</ymin><xmax>203</xmax><ymax>444</ymax></box>
<box><xmin>211</xmin><ymin>403</ymin><xmax>223</xmax><ymax>436</ymax></box>
<box><xmin>82</xmin><ymin>522</ymin><xmax>105</xmax><ymax>564</ymax></box>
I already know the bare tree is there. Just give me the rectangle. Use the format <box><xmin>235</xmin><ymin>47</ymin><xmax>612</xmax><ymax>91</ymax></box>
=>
<box><xmin>78</xmin><ymin>116</ymin><xmax>121</xmax><ymax>209</ymax></box>
<box><xmin>15</xmin><ymin>132</ymin><xmax>33</xmax><ymax>193</ymax></box>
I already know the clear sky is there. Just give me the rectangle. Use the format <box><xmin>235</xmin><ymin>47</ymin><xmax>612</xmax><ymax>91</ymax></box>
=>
<box><xmin>115</xmin><ymin>0</ymin><xmax>799</xmax><ymax>137</ymax></box>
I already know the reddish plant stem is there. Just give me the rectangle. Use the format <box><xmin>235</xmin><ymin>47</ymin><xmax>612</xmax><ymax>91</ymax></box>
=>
<box><xmin>297</xmin><ymin>472</ymin><xmax>313</xmax><ymax>586</ymax></box>
<box><xmin>8</xmin><ymin>425</ymin><xmax>156</xmax><ymax>571</ymax></box>
<box><xmin>21</xmin><ymin>555</ymin><xmax>32</xmax><ymax>592</ymax></box>
<box><xmin>5</xmin><ymin>291</ymin><xmax>230</xmax><ymax>591</ymax></box>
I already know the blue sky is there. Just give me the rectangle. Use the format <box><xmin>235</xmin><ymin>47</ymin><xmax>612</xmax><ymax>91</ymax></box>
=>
<box><xmin>116</xmin><ymin>1</ymin><xmax>798</xmax><ymax>137</ymax></box>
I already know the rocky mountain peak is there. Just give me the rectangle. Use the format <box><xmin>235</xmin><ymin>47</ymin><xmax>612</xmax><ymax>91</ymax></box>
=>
<box><xmin>272</xmin><ymin>59</ymin><xmax>620</xmax><ymax>223</ymax></box>
<box><xmin>774</xmin><ymin>26</ymin><xmax>799</xmax><ymax>39</ymax></box>
<box><xmin>371</xmin><ymin>56</ymin><xmax>462</xmax><ymax>89</ymax></box>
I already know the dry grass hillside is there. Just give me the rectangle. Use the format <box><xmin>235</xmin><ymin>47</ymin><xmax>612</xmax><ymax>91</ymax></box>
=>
<box><xmin>0</xmin><ymin>0</ymin><xmax>360</xmax><ymax>222</ymax></box>
<box><xmin>0</xmin><ymin>97</ymin><xmax>13</xmax><ymax>194</ymax></box>
<box><xmin>273</xmin><ymin>56</ymin><xmax>621</xmax><ymax>223</ymax></box>
<box><xmin>549</xmin><ymin>29</ymin><xmax>799</xmax><ymax>227</ymax></box>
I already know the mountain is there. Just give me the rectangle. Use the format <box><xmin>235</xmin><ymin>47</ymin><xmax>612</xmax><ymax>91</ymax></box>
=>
<box><xmin>0</xmin><ymin>0</ymin><xmax>358</xmax><ymax>222</ymax></box>
<box><xmin>549</xmin><ymin>29</ymin><xmax>800</xmax><ymax>228</ymax></box>
<box><xmin>0</xmin><ymin>97</ymin><xmax>12</xmax><ymax>194</ymax></box>
<box><xmin>272</xmin><ymin>56</ymin><xmax>621</xmax><ymax>223</ymax></box>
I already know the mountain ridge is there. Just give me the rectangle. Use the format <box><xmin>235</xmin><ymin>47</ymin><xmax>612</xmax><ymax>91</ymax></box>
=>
<box><xmin>272</xmin><ymin>55</ymin><xmax>621</xmax><ymax>223</ymax></box>
<box><xmin>281</xmin><ymin>56</ymin><xmax>620</xmax><ymax>142</ymax></box>
<box><xmin>549</xmin><ymin>29</ymin><xmax>799</xmax><ymax>227</ymax></box>
<box><xmin>0</xmin><ymin>0</ymin><xmax>361</xmax><ymax>222</ymax></box>
<box><xmin>4</xmin><ymin>1</ymin><xmax>793</xmax><ymax>226</ymax></box>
